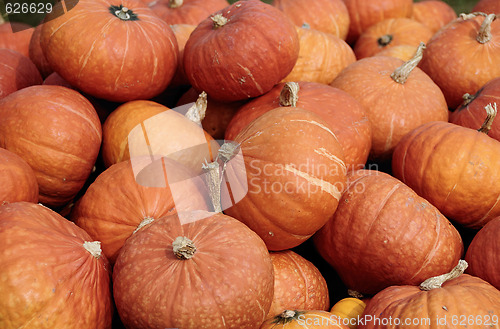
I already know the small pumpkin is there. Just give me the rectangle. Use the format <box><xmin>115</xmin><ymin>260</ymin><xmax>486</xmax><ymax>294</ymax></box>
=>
<box><xmin>145</xmin><ymin>0</ymin><xmax>228</xmax><ymax>25</ymax></box>
<box><xmin>261</xmin><ymin>310</ymin><xmax>350</xmax><ymax>329</ymax></box>
<box><xmin>0</xmin><ymin>22</ymin><xmax>34</xmax><ymax>57</ymax></box>
<box><xmin>28</xmin><ymin>24</ymin><xmax>53</xmax><ymax>78</ymax></box>
<box><xmin>0</xmin><ymin>148</ymin><xmax>38</xmax><ymax>204</ymax></box>
<box><xmin>330</xmin><ymin>298</ymin><xmax>366</xmax><ymax>329</ymax></box>
<box><xmin>411</xmin><ymin>0</ymin><xmax>457</xmax><ymax>34</ymax></box>
<box><xmin>473</xmin><ymin>0</ymin><xmax>500</xmax><ymax>14</ymax></box>
<box><xmin>0</xmin><ymin>49</ymin><xmax>43</xmax><ymax>100</ymax></box>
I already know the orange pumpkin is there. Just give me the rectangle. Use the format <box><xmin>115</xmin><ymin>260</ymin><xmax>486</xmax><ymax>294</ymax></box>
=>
<box><xmin>28</xmin><ymin>24</ymin><xmax>53</xmax><ymax>78</ymax></box>
<box><xmin>261</xmin><ymin>310</ymin><xmax>350</xmax><ymax>329</ymax></box>
<box><xmin>170</xmin><ymin>24</ymin><xmax>196</xmax><ymax>86</ymax></box>
<box><xmin>0</xmin><ymin>148</ymin><xmax>38</xmax><ymax>204</ymax></box>
<box><xmin>473</xmin><ymin>0</ymin><xmax>500</xmax><ymax>14</ymax></box>
<box><xmin>0</xmin><ymin>49</ymin><xmax>42</xmax><ymax>100</ymax></box>
<box><xmin>145</xmin><ymin>0</ymin><xmax>228</xmax><ymax>25</ymax></box>
<box><xmin>374</xmin><ymin>44</ymin><xmax>418</xmax><ymax>61</ymax></box>
<box><xmin>0</xmin><ymin>22</ymin><xmax>34</xmax><ymax>57</ymax></box>
<box><xmin>411</xmin><ymin>0</ymin><xmax>457</xmax><ymax>34</ymax></box>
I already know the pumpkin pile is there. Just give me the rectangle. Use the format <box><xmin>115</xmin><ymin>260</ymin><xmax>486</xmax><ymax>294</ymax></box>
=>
<box><xmin>1</xmin><ymin>0</ymin><xmax>499</xmax><ymax>328</ymax></box>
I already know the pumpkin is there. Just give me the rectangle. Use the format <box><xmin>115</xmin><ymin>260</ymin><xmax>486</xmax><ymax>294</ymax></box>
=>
<box><xmin>267</xmin><ymin>250</ymin><xmax>330</xmax><ymax>320</ymax></box>
<box><xmin>374</xmin><ymin>44</ymin><xmax>418</xmax><ymax>61</ymax></box>
<box><xmin>0</xmin><ymin>85</ymin><xmax>102</xmax><ymax>207</ymax></box>
<box><xmin>223</xmin><ymin>106</ymin><xmax>347</xmax><ymax>250</ymax></box>
<box><xmin>282</xmin><ymin>25</ymin><xmax>356</xmax><ymax>84</ymax></box>
<box><xmin>102</xmin><ymin>95</ymin><xmax>218</xmax><ymax>174</ymax></box>
<box><xmin>465</xmin><ymin>217</ymin><xmax>500</xmax><ymax>290</ymax></box>
<box><xmin>71</xmin><ymin>158</ymin><xmax>209</xmax><ymax>264</ymax></box>
<box><xmin>450</xmin><ymin>77</ymin><xmax>500</xmax><ymax>142</ymax></box>
<box><xmin>43</xmin><ymin>72</ymin><xmax>74</xmax><ymax>89</ymax></box>
<box><xmin>0</xmin><ymin>49</ymin><xmax>43</xmax><ymax>100</ymax></box>
<box><xmin>0</xmin><ymin>22</ymin><xmax>34</xmax><ymax>57</ymax></box>
<box><xmin>359</xmin><ymin>261</ymin><xmax>500</xmax><ymax>329</ymax></box>
<box><xmin>0</xmin><ymin>202</ymin><xmax>113</xmax><ymax>329</ymax></box>
<box><xmin>113</xmin><ymin>211</ymin><xmax>274</xmax><ymax>329</ymax></box>
<box><xmin>330</xmin><ymin>298</ymin><xmax>366</xmax><ymax>329</ymax></box>
<box><xmin>144</xmin><ymin>0</ymin><xmax>228</xmax><ymax>25</ymax></box>
<box><xmin>392</xmin><ymin>103</ymin><xmax>500</xmax><ymax>229</ymax></box>
<box><xmin>40</xmin><ymin>0</ymin><xmax>179</xmax><ymax>102</ymax></box>
<box><xmin>170</xmin><ymin>24</ymin><xmax>196</xmax><ymax>86</ymax></box>
<box><xmin>261</xmin><ymin>310</ymin><xmax>350</xmax><ymax>329</ymax></box>
<box><xmin>342</xmin><ymin>0</ymin><xmax>413</xmax><ymax>44</ymax></box>
<box><xmin>28</xmin><ymin>24</ymin><xmax>53</xmax><ymax>78</ymax></box>
<box><xmin>183</xmin><ymin>0</ymin><xmax>300</xmax><ymax>102</ymax></box>
<box><xmin>418</xmin><ymin>13</ymin><xmax>500</xmax><ymax>108</ymax></box>
<box><xmin>272</xmin><ymin>0</ymin><xmax>350</xmax><ymax>40</ymax></box>
<box><xmin>411</xmin><ymin>0</ymin><xmax>457</xmax><ymax>34</ymax></box>
<box><xmin>0</xmin><ymin>148</ymin><xmax>38</xmax><ymax>204</ymax></box>
<box><xmin>473</xmin><ymin>0</ymin><xmax>500</xmax><ymax>14</ymax></box>
<box><xmin>331</xmin><ymin>43</ymin><xmax>448</xmax><ymax>160</ymax></box>
<box><xmin>225</xmin><ymin>82</ymin><xmax>372</xmax><ymax>172</ymax></box>
<box><xmin>313</xmin><ymin>169</ymin><xmax>464</xmax><ymax>295</ymax></box>
<box><xmin>354</xmin><ymin>18</ymin><xmax>433</xmax><ymax>59</ymax></box>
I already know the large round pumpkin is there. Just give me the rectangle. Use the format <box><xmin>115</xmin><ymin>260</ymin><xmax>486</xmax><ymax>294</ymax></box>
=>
<box><xmin>183</xmin><ymin>0</ymin><xmax>300</xmax><ymax>102</ymax></box>
<box><xmin>144</xmin><ymin>0</ymin><xmax>228</xmax><ymax>25</ymax></box>
<box><xmin>40</xmin><ymin>0</ymin><xmax>179</xmax><ymax>102</ymax></box>
<box><xmin>113</xmin><ymin>211</ymin><xmax>274</xmax><ymax>329</ymax></box>
<box><xmin>0</xmin><ymin>22</ymin><xmax>34</xmax><ymax>57</ymax></box>
<box><xmin>411</xmin><ymin>0</ymin><xmax>457</xmax><ymax>34</ymax></box>
<box><xmin>313</xmin><ymin>169</ymin><xmax>464</xmax><ymax>295</ymax></box>
<box><xmin>261</xmin><ymin>310</ymin><xmax>350</xmax><ymax>329</ymax></box>
<box><xmin>0</xmin><ymin>48</ymin><xmax>42</xmax><ymax>100</ymax></box>
<box><xmin>0</xmin><ymin>148</ymin><xmax>38</xmax><ymax>204</ymax></box>
<box><xmin>473</xmin><ymin>0</ymin><xmax>500</xmax><ymax>14</ymax></box>
<box><xmin>392</xmin><ymin>103</ymin><xmax>500</xmax><ymax>229</ymax></box>
<box><xmin>0</xmin><ymin>202</ymin><xmax>113</xmax><ymax>329</ymax></box>
<box><xmin>0</xmin><ymin>85</ymin><xmax>102</xmax><ymax>207</ymax></box>
<box><xmin>223</xmin><ymin>106</ymin><xmax>347</xmax><ymax>250</ymax></box>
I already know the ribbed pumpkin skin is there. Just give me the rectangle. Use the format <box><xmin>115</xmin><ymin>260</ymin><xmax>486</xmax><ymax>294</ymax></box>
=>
<box><xmin>0</xmin><ymin>22</ymin><xmax>34</xmax><ymax>57</ymax></box>
<box><xmin>0</xmin><ymin>202</ymin><xmax>113</xmax><ymax>329</ymax></box>
<box><xmin>313</xmin><ymin>170</ymin><xmax>463</xmax><ymax>295</ymax></box>
<box><xmin>411</xmin><ymin>0</ymin><xmax>457</xmax><ymax>34</ymax></box>
<box><xmin>71</xmin><ymin>159</ymin><xmax>210</xmax><ymax>264</ymax></box>
<box><xmin>473</xmin><ymin>0</ymin><xmax>500</xmax><ymax>14</ymax></box>
<box><xmin>183</xmin><ymin>0</ymin><xmax>299</xmax><ymax>102</ymax></box>
<box><xmin>40</xmin><ymin>0</ymin><xmax>179</xmax><ymax>103</ymax></box>
<box><xmin>392</xmin><ymin>121</ymin><xmax>500</xmax><ymax>229</ymax></box>
<box><xmin>224</xmin><ymin>107</ymin><xmax>347</xmax><ymax>250</ymax></box>
<box><xmin>0</xmin><ymin>85</ymin><xmax>102</xmax><ymax>207</ymax></box>
<box><xmin>267</xmin><ymin>251</ymin><xmax>330</xmax><ymax>320</ymax></box>
<box><xmin>0</xmin><ymin>148</ymin><xmax>38</xmax><ymax>204</ymax></box>
<box><xmin>330</xmin><ymin>298</ymin><xmax>366</xmax><ymax>329</ymax></box>
<box><xmin>261</xmin><ymin>310</ymin><xmax>350</xmax><ymax>329</ymax></box>
<box><xmin>225</xmin><ymin>82</ymin><xmax>371</xmax><ymax>172</ymax></box>
<box><xmin>272</xmin><ymin>0</ymin><xmax>350</xmax><ymax>40</ymax></box>
<box><xmin>0</xmin><ymin>49</ymin><xmax>43</xmax><ymax>100</ymax></box>
<box><xmin>418</xmin><ymin>15</ymin><xmax>500</xmax><ymax>109</ymax></box>
<box><xmin>113</xmin><ymin>212</ymin><xmax>274</xmax><ymax>329</ymax></box>
<box><xmin>465</xmin><ymin>217</ymin><xmax>500</xmax><ymax>290</ymax></box>
<box><xmin>359</xmin><ymin>274</ymin><xmax>500</xmax><ymax>329</ymax></box>
<box><xmin>145</xmin><ymin>0</ymin><xmax>228</xmax><ymax>25</ymax></box>
<box><xmin>450</xmin><ymin>77</ymin><xmax>500</xmax><ymax>142</ymax></box>
<box><xmin>354</xmin><ymin>18</ymin><xmax>433</xmax><ymax>59</ymax></box>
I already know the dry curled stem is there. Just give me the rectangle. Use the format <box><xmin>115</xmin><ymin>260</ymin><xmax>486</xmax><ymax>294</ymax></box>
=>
<box><xmin>212</xmin><ymin>14</ymin><xmax>228</xmax><ymax>29</ymax></box>
<box><xmin>420</xmin><ymin>260</ymin><xmax>468</xmax><ymax>291</ymax></box>
<box><xmin>391</xmin><ymin>42</ymin><xmax>426</xmax><ymax>84</ymax></box>
<box><xmin>478</xmin><ymin>103</ymin><xmax>497</xmax><ymax>134</ymax></box>
<box><xmin>279</xmin><ymin>82</ymin><xmax>300</xmax><ymax>107</ymax></box>
<box><xmin>185</xmin><ymin>91</ymin><xmax>207</xmax><ymax>125</ymax></box>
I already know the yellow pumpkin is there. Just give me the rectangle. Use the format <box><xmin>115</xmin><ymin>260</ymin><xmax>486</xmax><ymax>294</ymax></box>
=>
<box><xmin>330</xmin><ymin>298</ymin><xmax>367</xmax><ymax>329</ymax></box>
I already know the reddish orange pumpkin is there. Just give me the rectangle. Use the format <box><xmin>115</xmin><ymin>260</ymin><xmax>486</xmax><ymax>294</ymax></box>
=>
<box><xmin>419</xmin><ymin>13</ymin><xmax>500</xmax><ymax>108</ymax></box>
<box><xmin>43</xmin><ymin>72</ymin><xmax>74</xmax><ymax>89</ymax></box>
<box><xmin>113</xmin><ymin>211</ymin><xmax>274</xmax><ymax>329</ymax></box>
<box><xmin>170</xmin><ymin>24</ymin><xmax>196</xmax><ymax>86</ymax></box>
<box><xmin>0</xmin><ymin>202</ymin><xmax>113</xmax><ymax>329</ymax></box>
<box><xmin>411</xmin><ymin>0</ymin><xmax>457</xmax><ymax>34</ymax></box>
<box><xmin>28</xmin><ymin>24</ymin><xmax>53</xmax><ymax>78</ymax></box>
<box><xmin>0</xmin><ymin>148</ymin><xmax>38</xmax><ymax>204</ymax></box>
<box><xmin>145</xmin><ymin>0</ymin><xmax>228</xmax><ymax>25</ymax></box>
<box><xmin>0</xmin><ymin>49</ymin><xmax>42</xmax><ymax>100</ymax></box>
<box><xmin>183</xmin><ymin>0</ymin><xmax>300</xmax><ymax>102</ymax></box>
<box><xmin>261</xmin><ymin>310</ymin><xmax>350</xmax><ymax>329</ymax></box>
<box><xmin>272</xmin><ymin>0</ymin><xmax>350</xmax><ymax>40</ymax></box>
<box><xmin>313</xmin><ymin>169</ymin><xmax>464</xmax><ymax>295</ymax></box>
<box><xmin>0</xmin><ymin>85</ymin><xmax>102</xmax><ymax>207</ymax></box>
<box><xmin>392</xmin><ymin>104</ymin><xmax>500</xmax><ymax>229</ymax></box>
<box><xmin>267</xmin><ymin>250</ymin><xmax>330</xmax><ymax>320</ymax></box>
<box><xmin>0</xmin><ymin>22</ymin><xmax>34</xmax><ymax>57</ymax></box>
<box><xmin>473</xmin><ymin>0</ymin><xmax>500</xmax><ymax>14</ymax></box>
<box><xmin>40</xmin><ymin>0</ymin><xmax>179</xmax><ymax>102</ymax></box>
<box><xmin>374</xmin><ymin>44</ymin><xmax>418</xmax><ymax>61</ymax></box>
<box><xmin>226</xmin><ymin>82</ymin><xmax>371</xmax><ymax>172</ymax></box>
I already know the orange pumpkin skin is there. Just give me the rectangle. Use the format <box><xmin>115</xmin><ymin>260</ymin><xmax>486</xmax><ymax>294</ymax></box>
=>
<box><xmin>145</xmin><ymin>0</ymin><xmax>228</xmax><ymax>25</ymax></box>
<box><xmin>0</xmin><ymin>148</ymin><xmax>38</xmax><ymax>204</ymax></box>
<box><xmin>473</xmin><ymin>0</ymin><xmax>500</xmax><ymax>14</ymax></box>
<box><xmin>0</xmin><ymin>85</ymin><xmax>102</xmax><ymax>207</ymax></box>
<box><xmin>331</xmin><ymin>55</ymin><xmax>448</xmax><ymax>160</ymax></box>
<box><xmin>170</xmin><ymin>24</ymin><xmax>196</xmax><ymax>86</ymax></box>
<box><xmin>283</xmin><ymin>26</ymin><xmax>356</xmax><ymax>84</ymax></box>
<box><xmin>411</xmin><ymin>0</ymin><xmax>457</xmax><ymax>34</ymax></box>
<box><xmin>28</xmin><ymin>24</ymin><xmax>53</xmax><ymax>78</ymax></box>
<box><xmin>71</xmin><ymin>159</ymin><xmax>210</xmax><ymax>264</ymax></box>
<box><xmin>450</xmin><ymin>77</ymin><xmax>500</xmax><ymax>142</ymax></box>
<box><xmin>272</xmin><ymin>0</ymin><xmax>350</xmax><ymax>40</ymax></box>
<box><xmin>465</xmin><ymin>217</ymin><xmax>500</xmax><ymax>290</ymax></box>
<box><xmin>374</xmin><ymin>44</ymin><xmax>418</xmax><ymax>61</ymax></box>
<box><xmin>40</xmin><ymin>0</ymin><xmax>179</xmax><ymax>103</ymax></box>
<box><xmin>0</xmin><ymin>202</ymin><xmax>113</xmax><ymax>329</ymax></box>
<box><xmin>224</xmin><ymin>107</ymin><xmax>347</xmax><ymax>250</ymax></box>
<box><xmin>313</xmin><ymin>170</ymin><xmax>464</xmax><ymax>295</ymax></box>
<box><xmin>330</xmin><ymin>298</ymin><xmax>366</xmax><ymax>329</ymax></box>
<box><xmin>0</xmin><ymin>49</ymin><xmax>42</xmax><ymax>100</ymax></box>
<box><xmin>418</xmin><ymin>14</ymin><xmax>500</xmax><ymax>109</ymax></box>
<box><xmin>267</xmin><ymin>251</ymin><xmax>330</xmax><ymax>320</ymax></box>
<box><xmin>43</xmin><ymin>72</ymin><xmax>74</xmax><ymax>89</ymax></box>
<box><xmin>359</xmin><ymin>274</ymin><xmax>500</xmax><ymax>329</ymax></box>
<box><xmin>225</xmin><ymin>82</ymin><xmax>371</xmax><ymax>172</ymax></box>
<box><xmin>183</xmin><ymin>0</ymin><xmax>300</xmax><ymax>102</ymax></box>
<box><xmin>392</xmin><ymin>121</ymin><xmax>500</xmax><ymax>229</ymax></box>
<box><xmin>0</xmin><ymin>22</ymin><xmax>34</xmax><ymax>57</ymax></box>
<box><xmin>354</xmin><ymin>18</ymin><xmax>433</xmax><ymax>59</ymax></box>
<box><xmin>113</xmin><ymin>211</ymin><xmax>274</xmax><ymax>329</ymax></box>
<box><xmin>261</xmin><ymin>310</ymin><xmax>350</xmax><ymax>329</ymax></box>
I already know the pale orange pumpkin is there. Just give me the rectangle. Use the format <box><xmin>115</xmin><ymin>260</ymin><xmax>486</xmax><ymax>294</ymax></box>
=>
<box><xmin>411</xmin><ymin>0</ymin><xmax>457</xmax><ymax>33</ymax></box>
<box><xmin>374</xmin><ymin>44</ymin><xmax>418</xmax><ymax>61</ymax></box>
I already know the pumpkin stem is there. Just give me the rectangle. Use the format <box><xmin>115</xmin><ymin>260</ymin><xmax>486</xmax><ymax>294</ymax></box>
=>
<box><xmin>462</xmin><ymin>93</ymin><xmax>476</xmax><ymax>106</ymax></box>
<box><xmin>83</xmin><ymin>241</ymin><xmax>102</xmax><ymax>259</ymax></box>
<box><xmin>172</xmin><ymin>236</ymin><xmax>196</xmax><ymax>259</ymax></box>
<box><xmin>348</xmin><ymin>289</ymin><xmax>364</xmax><ymax>299</ymax></box>
<box><xmin>420</xmin><ymin>260</ymin><xmax>468</xmax><ymax>291</ymax></box>
<box><xmin>391</xmin><ymin>42</ymin><xmax>426</xmax><ymax>84</ymax></box>
<box><xmin>271</xmin><ymin>310</ymin><xmax>305</xmax><ymax>324</ymax></box>
<box><xmin>301</xmin><ymin>23</ymin><xmax>311</xmax><ymax>29</ymax></box>
<box><xmin>477</xmin><ymin>14</ymin><xmax>496</xmax><ymax>44</ymax></box>
<box><xmin>212</xmin><ymin>14</ymin><xmax>228</xmax><ymax>29</ymax></box>
<box><xmin>168</xmin><ymin>0</ymin><xmax>183</xmax><ymax>8</ymax></box>
<box><xmin>110</xmin><ymin>5</ymin><xmax>138</xmax><ymax>21</ymax></box>
<box><xmin>478</xmin><ymin>103</ymin><xmax>497</xmax><ymax>134</ymax></box>
<box><xmin>133</xmin><ymin>217</ymin><xmax>155</xmax><ymax>234</ymax></box>
<box><xmin>185</xmin><ymin>91</ymin><xmax>207</xmax><ymax>125</ymax></box>
<box><xmin>279</xmin><ymin>82</ymin><xmax>300</xmax><ymax>107</ymax></box>
<box><xmin>377</xmin><ymin>34</ymin><xmax>393</xmax><ymax>47</ymax></box>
